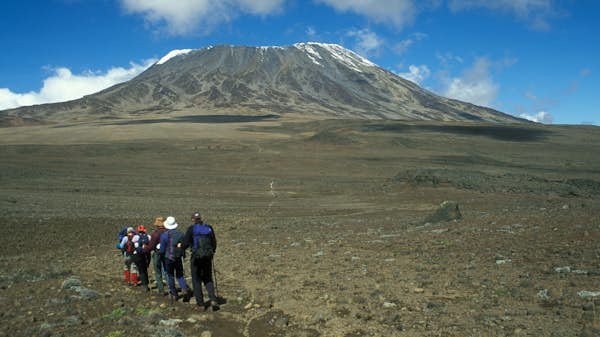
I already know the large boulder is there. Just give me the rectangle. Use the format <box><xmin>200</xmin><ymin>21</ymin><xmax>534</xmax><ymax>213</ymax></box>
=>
<box><xmin>424</xmin><ymin>201</ymin><xmax>462</xmax><ymax>224</ymax></box>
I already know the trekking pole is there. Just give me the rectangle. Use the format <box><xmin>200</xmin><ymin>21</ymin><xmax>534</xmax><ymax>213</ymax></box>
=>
<box><xmin>212</xmin><ymin>258</ymin><xmax>219</xmax><ymax>298</ymax></box>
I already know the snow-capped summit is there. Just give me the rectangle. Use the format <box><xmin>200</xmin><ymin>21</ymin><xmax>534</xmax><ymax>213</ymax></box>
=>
<box><xmin>156</xmin><ymin>49</ymin><xmax>194</xmax><ymax>65</ymax></box>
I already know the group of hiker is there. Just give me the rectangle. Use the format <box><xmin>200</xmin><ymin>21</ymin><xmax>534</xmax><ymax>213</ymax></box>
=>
<box><xmin>118</xmin><ymin>211</ymin><xmax>219</xmax><ymax>312</ymax></box>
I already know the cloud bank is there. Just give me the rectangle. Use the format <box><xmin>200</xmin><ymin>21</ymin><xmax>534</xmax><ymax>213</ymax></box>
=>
<box><xmin>120</xmin><ymin>0</ymin><xmax>284</xmax><ymax>35</ymax></box>
<box><xmin>0</xmin><ymin>60</ymin><xmax>155</xmax><ymax>110</ymax></box>
<box><xmin>440</xmin><ymin>57</ymin><xmax>499</xmax><ymax>107</ymax></box>
<box><xmin>448</xmin><ymin>0</ymin><xmax>556</xmax><ymax>30</ymax></box>
<box><xmin>317</xmin><ymin>0</ymin><xmax>417</xmax><ymax>29</ymax></box>
<box><xmin>398</xmin><ymin>65</ymin><xmax>431</xmax><ymax>84</ymax></box>
<box><xmin>519</xmin><ymin>111</ymin><xmax>553</xmax><ymax>124</ymax></box>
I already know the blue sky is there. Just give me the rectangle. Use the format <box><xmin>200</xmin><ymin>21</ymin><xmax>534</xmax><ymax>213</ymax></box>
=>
<box><xmin>0</xmin><ymin>0</ymin><xmax>598</xmax><ymax>125</ymax></box>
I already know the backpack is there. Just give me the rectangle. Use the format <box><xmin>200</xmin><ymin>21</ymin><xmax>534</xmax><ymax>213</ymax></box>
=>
<box><xmin>192</xmin><ymin>224</ymin><xmax>214</xmax><ymax>259</ymax></box>
<box><xmin>124</xmin><ymin>236</ymin><xmax>136</xmax><ymax>256</ymax></box>
<box><xmin>164</xmin><ymin>230</ymin><xmax>184</xmax><ymax>261</ymax></box>
<box><xmin>116</xmin><ymin>226</ymin><xmax>128</xmax><ymax>250</ymax></box>
<box><xmin>134</xmin><ymin>233</ymin><xmax>150</xmax><ymax>254</ymax></box>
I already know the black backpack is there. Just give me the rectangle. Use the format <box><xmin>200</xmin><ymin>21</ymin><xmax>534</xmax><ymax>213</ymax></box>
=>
<box><xmin>192</xmin><ymin>224</ymin><xmax>214</xmax><ymax>259</ymax></box>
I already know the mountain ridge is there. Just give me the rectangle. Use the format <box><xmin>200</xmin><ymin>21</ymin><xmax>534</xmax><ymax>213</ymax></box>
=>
<box><xmin>0</xmin><ymin>42</ymin><xmax>526</xmax><ymax>125</ymax></box>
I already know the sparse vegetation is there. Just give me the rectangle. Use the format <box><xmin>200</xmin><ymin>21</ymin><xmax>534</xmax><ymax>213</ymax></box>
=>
<box><xmin>1</xmin><ymin>119</ymin><xmax>599</xmax><ymax>337</ymax></box>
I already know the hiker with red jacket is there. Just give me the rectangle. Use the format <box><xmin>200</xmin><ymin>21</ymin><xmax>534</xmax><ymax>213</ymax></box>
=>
<box><xmin>182</xmin><ymin>211</ymin><xmax>219</xmax><ymax>311</ymax></box>
<box><xmin>119</xmin><ymin>227</ymin><xmax>139</xmax><ymax>286</ymax></box>
<box><xmin>132</xmin><ymin>225</ymin><xmax>151</xmax><ymax>292</ymax></box>
<box><xmin>143</xmin><ymin>216</ymin><xmax>168</xmax><ymax>295</ymax></box>
<box><xmin>159</xmin><ymin>216</ymin><xmax>192</xmax><ymax>303</ymax></box>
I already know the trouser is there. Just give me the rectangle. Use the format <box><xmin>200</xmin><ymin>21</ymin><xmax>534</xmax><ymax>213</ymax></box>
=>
<box><xmin>152</xmin><ymin>251</ymin><xmax>166</xmax><ymax>293</ymax></box>
<box><xmin>191</xmin><ymin>256</ymin><xmax>217</xmax><ymax>305</ymax></box>
<box><xmin>133</xmin><ymin>254</ymin><xmax>150</xmax><ymax>289</ymax></box>
<box><xmin>164</xmin><ymin>257</ymin><xmax>188</xmax><ymax>296</ymax></box>
<box><xmin>123</xmin><ymin>254</ymin><xmax>138</xmax><ymax>274</ymax></box>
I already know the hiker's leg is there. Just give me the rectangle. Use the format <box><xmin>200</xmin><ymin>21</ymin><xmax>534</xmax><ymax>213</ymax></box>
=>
<box><xmin>130</xmin><ymin>258</ymin><xmax>139</xmax><ymax>285</ymax></box>
<box><xmin>203</xmin><ymin>258</ymin><xmax>217</xmax><ymax>302</ymax></box>
<box><xmin>137</xmin><ymin>257</ymin><xmax>150</xmax><ymax>291</ymax></box>
<box><xmin>191</xmin><ymin>259</ymin><xmax>204</xmax><ymax>306</ymax></box>
<box><xmin>152</xmin><ymin>252</ymin><xmax>165</xmax><ymax>293</ymax></box>
<box><xmin>174</xmin><ymin>259</ymin><xmax>188</xmax><ymax>290</ymax></box>
<box><xmin>164</xmin><ymin>258</ymin><xmax>176</xmax><ymax>296</ymax></box>
<box><xmin>123</xmin><ymin>255</ymin><xmax>131</xmax><ymax>282</ymax></box>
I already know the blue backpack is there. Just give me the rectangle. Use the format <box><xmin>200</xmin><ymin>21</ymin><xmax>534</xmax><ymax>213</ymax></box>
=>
<box><xmin>192</xmin><ymin>224</ymin><xmax>214</xmax><ymax>259</ymax></box>
<box><xmin>116</xmin><ymin>226</ymin><xmax>128</xmax><ymax>250</ymax></box>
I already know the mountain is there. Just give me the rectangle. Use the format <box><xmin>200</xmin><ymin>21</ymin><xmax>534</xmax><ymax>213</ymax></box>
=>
<box><xmin>0</xmin><ymin>43</ymin><xmax>525</xmax><ymax>124</ymax></box>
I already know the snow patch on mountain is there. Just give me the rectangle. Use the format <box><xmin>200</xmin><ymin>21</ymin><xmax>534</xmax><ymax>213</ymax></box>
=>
<box><xmin>293</xmin><ymin>43</ymin><xmax>323</xmax><ymax>66</ymax></box>
<box><xmin>157</xmin><ymin>49</ymin><xmax>194</xmax><ymax>65</ymax></box>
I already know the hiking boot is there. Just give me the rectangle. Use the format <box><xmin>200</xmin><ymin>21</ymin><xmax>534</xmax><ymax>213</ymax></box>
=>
<box><xmin>169</xmin><ymin>293</ymin><xmax>179</xmax><ymax>304</ymax></box>
<box><xmin>211</xmin><ymin>300</ymin><xmax>220</xmax><ymax>311</ymax></box>
<box><xmin>182</xmin><ymin>289</ymin><xmax>192</xmax><ymax>303</ymax></box>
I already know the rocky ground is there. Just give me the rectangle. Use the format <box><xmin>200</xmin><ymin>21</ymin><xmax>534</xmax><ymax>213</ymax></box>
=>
<box><xmin>1</xmin><ymin>119</ymin><xmax>599</xmax><ymax>337</ymax></box>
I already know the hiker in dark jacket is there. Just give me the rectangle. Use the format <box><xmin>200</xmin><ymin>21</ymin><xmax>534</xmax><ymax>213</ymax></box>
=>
<box><xmin>144</xmin><ymin>216</ymin><xmax>167</xmax><ymax>295</ymax></box>
<box><xmin>182</xmin><ymin>211</ymin><xmax>219</xmax><ymax>311</ymax></box>
<box><xmin>132</xmin><ymin>225</ymin><xmax>151</xmax><ymax>292</ymax></box>
<box><xmin>159</xmin><ymin>216</ymin><xmax>192</xmax><ymax>302</ymax></box>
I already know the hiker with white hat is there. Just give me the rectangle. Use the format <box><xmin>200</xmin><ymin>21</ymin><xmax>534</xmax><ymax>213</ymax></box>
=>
<box><xmin>143</xmin><ymin>216</ymin><xmax>168</xmax><ymax>295</ymax></box>
<box><xmin>159</xmin><ymin>216</ymin><xmax>192</xmax><ymax>303</ymax></box>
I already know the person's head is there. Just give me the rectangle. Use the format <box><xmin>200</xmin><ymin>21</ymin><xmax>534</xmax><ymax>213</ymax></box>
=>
<box><xmin>137</xmin><ymin>225</ymin><xmax>147</xmax><ymax>233</ymax></box>
<box><xmin>127</xmin><ymin>227</ymin><xmax>135</xmax><ymax>237</ymax></box>
<box><xmin>191</xmin><ymin>211</ymin><xmax>202</xmax><ymax>223</ymax></box>
<box><xmin>154</xmin><ymin>216</ymin><xmax>165</xmax><ymax>227</ymax></box>
<box><xmin>163</xmin><ymin>216</ymin><xmax>178</xmax><ymax>230</ymax></box>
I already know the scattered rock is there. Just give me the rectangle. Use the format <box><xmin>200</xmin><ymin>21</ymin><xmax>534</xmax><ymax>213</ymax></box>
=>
<box><xmin>413</xmin><ymin>288</ymin><xmax>425</xmax><ymax>294</ymax></box>
<box><xmin>61</xmin><ymin>277</ymin><xmax>81</xmax><ymax>289</ymax></box>
<box><xmin>383</xmin><ymin>302</ymin><xmax>397</xmax><ymax>309</ymax></box>
<box><xmin>426</xmin><ymin>301</ymin><xmax>445</xmax><ymax>309</ymax></box>
<box><xmin>537</xmin><ymin>289</ymin><xmax>550</xmax><ymax>301</ymax></box>
<box><xmin>200</xmin><ymin>331</ymin><xmax>212</xmax><ymax>337</ymax></box>
<box><xmin>577</xmin><ymin>291</ymin><xmax>600</xmax><ymax>299</ymax></box>
<box><xmin>72</xmin><ymin>286</ymin><xmax>99</xmax><ymax>300</ymax></box>
<box><xmin>423</xmin><ymin>201</ymin><xmax>462</xmax><ymax>224</ymax></box>
<box><xmin>160</xmin><ymin>319</ymin><xmax>183</xmax><ymax>327</ymax></box>
<box><xmin>152</xmin><ymin>327</ymin><xmax>187</xmax><ymax>337</ymax></box>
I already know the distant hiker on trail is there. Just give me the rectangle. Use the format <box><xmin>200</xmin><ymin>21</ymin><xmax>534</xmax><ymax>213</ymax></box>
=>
<box><xmin>182</xmin><ymin>211</ymin><xmax>219</xmax><ymax>312</ymax></box>
<box><xmin>132</xmin><ymin>225</ymin><xmax>151</xmax><ymax>292</ymax></box>
<box><xmin>144</xmin><ymin>216</ymin><xmax>168</xmax><ymax>295</ymax></box>
<box><xmin>159</xmin><ymin>216</ymin><xmax>192</xmax><ymax>303</ymax></box>
<box><xmin>119</xmin><ymin>227</ymin><xmax>139</xmax><ymax>286</ymax></box>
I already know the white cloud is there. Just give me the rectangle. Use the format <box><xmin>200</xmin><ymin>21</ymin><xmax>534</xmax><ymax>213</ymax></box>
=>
<box><xmin>347</xmin><ymin>29</ymin><xmax>385</xmax><ymax>57</ymax></box>
<box><xmin>441</xmin><ymin>57</ymin><xmax>499</xmax><ymax>107</ymax></box>
<box><xmin>394</xmin><ymin>32</ymin><xmax>426</xmax><ymax>55</ymax></box>
<box><xmin>317</xmin><ymin>0</ymin><xmax>417</xmax><ymax>29</ymax></box>
<box><xmin>306</xmin><ymin>26</ymin><xmax>317</xmax><ymax>37</ymax></box>
<box><xmin>120</xmin><ymin>0</ymin><xmax>284</xmax><ymax>35</ymax></box>
<box><xmin>0</xmin><ymin>60</ymin><xmax>155</xmax><ymax>110</ymax></box>
<box><xmin>398</xmin><ymin>65</ymin><xmax>431</xmax><ymax>84</ymax></box>
<box><xmin>519</xmin><ymin>111</ymin><xmax>553</xmax><ymax>124</ymax></box>
<box><xmin>448</xmin><ymin>0</ymin><xmax>556</xmax><ymax>30</ymax></box>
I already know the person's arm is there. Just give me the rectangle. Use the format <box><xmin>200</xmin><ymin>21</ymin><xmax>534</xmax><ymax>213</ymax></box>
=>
<box><xmin>119</xmin><ymin>236</ymin><xmax>128</xmax><ymax>250</ymax></box>
<box><xmin>181</xmin><ymin>225</ymin><xmax>193</xmax><ymax>250</ymax></box>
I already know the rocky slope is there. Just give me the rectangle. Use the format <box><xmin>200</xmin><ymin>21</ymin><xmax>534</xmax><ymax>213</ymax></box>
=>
<box><xmin>1</xmin><ymin>43</ymin><xmax>525</xmax><ymax>124</ymax></box>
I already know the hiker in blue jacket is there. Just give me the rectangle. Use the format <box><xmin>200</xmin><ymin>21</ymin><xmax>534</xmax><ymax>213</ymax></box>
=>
<box><xmin>159</xmin><ymin>216</ymin><xmax>192</xmax><ymax>303</ymax></box>
<box><xmin>182</xmin><ymin>211</ymin><xmax>219</xmax><ymax>311</ymax></box>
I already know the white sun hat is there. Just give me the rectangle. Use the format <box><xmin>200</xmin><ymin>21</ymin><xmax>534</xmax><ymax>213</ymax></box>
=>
<box><xmin>163</xmin><ymin>216</ymin><xmax>178</xmax><ymax>230</ymax></box>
